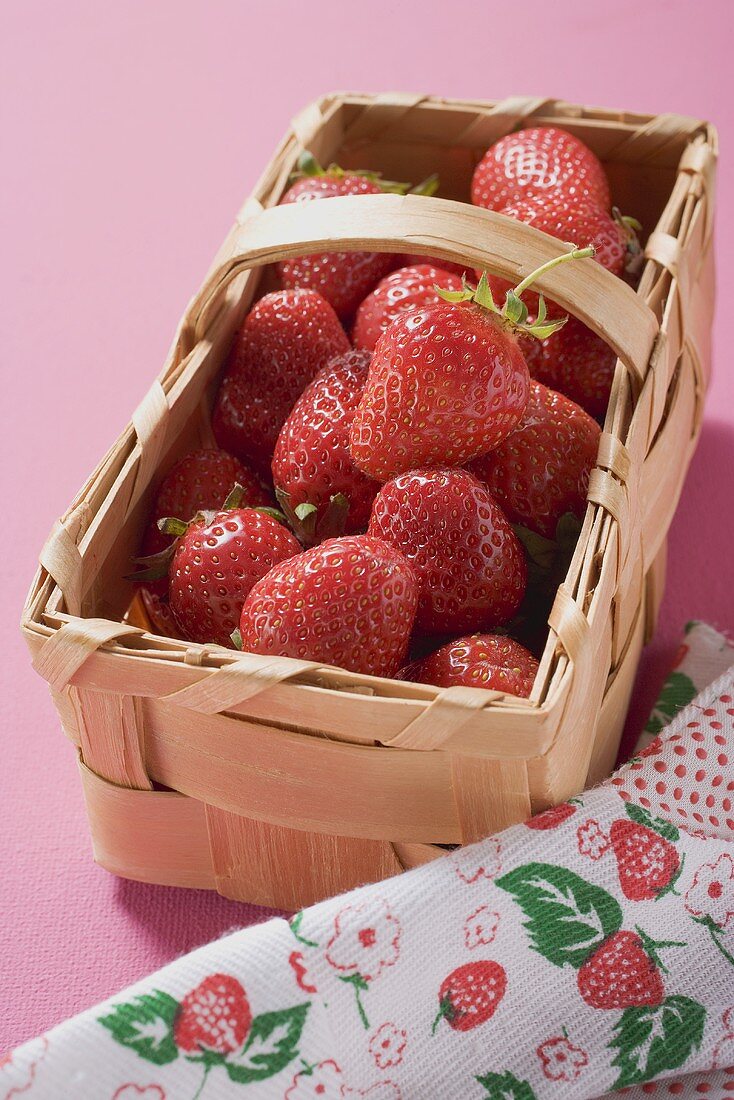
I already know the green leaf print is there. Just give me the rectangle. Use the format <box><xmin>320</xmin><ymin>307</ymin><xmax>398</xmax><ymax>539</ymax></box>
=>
<box><xmin>609</xmin><ymin>995</ymin><xmax>706</xmax><ymax>1088</ymax></box>
<box><xmin>625</xmin><ymin>801</ymin><xmax>680</xmax><ymax>843</ymax></box>
<box><xmin>495</xmin><ymin>862</ymin><xmax>623</xmax><ymax>968</ymax></box>
<box><xmin>476</xmin><ymin>1069</ymin><xmax>538</xmax><ymax>1099</ymax></box>
<box><xmin>99</xmin><ymin>989</ymin><xmax>180</xmax><ymax>1065</ymax></box>
<box><xmin>644</xmin><ymin>672</ymin><xmax>697</xmax><ymax>735</ymax></box>
<box><xmin>224</xmin><ymin>1004</ymin><xmax>309</xmax><ymax>1084</ymax></box>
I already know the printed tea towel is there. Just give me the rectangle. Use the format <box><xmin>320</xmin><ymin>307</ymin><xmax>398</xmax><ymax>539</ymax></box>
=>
<box><xmin>4</xmin><ymin>622</ymin><xmax>734</xmax><ymax>1100</ymax></box>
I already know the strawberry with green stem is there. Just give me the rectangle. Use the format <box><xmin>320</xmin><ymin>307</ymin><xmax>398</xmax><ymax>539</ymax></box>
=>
<box><xmin>432</xmin><ymin>961</ymin><xmax>507</xmax><ymax>1033</ymax></box>
<box><xmin>610</xmin><ymin>803</ymin><xmax>684</xmax><ymax>902</ymax></box>
<box><xmin>578</xmin><ymin>929</ymin><xmax>685</xmax><ymax>1010</ymax></box>
<box><xmin>349</xmin><ymin>247</ymin><xmax>595</xmax><ymax>480</ymax></box>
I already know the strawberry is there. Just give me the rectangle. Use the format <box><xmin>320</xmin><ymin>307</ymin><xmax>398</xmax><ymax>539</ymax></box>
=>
<box><xmin>433</xmin><ymin>961</ymin><xmax>507</xmax><ymax>1032</ymax></box>
<box><xmin>276</xmin><ymin>155</ymin><xmax>401</xmax><ymax>319</ymax></box>
<box><xmin>610</xmin><ymin>819</ymin><xmax>681</xmax><ymax>901</ymax></box>
<box><xmin>174</xmin><ymin>973</ymin><xmax>251</xmax><ymax>1055</ymax></box>
<box><xmin>399</xmin><ymin>253</ymin><xmax>469</xmax><ymax>277</ymax></box>
<box><xmin>368</xmin><ymin>469</ymin><xmax>527</xmax><ymax>635</ymax></box>
<box><xmin>169</xmin><ymin>508</ymin><xmax>301</xmax><ymax>648</ymax></box>
<box><xmin>271</xmin><ymin>349</ymin><xmax>378</xmax><ymax>535</ymax></box>
<box><xmin>239</xmin><ymin>535</ymin><xmax>418</xmax><ymax>677</ymax></box>
<box><xmin>469</xmin><ymin>380</ymin><xmax>600</xmax><ymax>538</ymax></box>
<box><xmin>527</xmin><ymin>315</ymin><xmax>617</xmax><ymax>420</ymax></box>
<box><xmin>349</xmin><ymin>251</ymin><xmax>593</xmax><ymax>480</ymax></box>
<box><xmin>212</xmin><ymin>289</ymin><xmax>350</xmax><ymax>474</ymax></box>
<box><xmin>471</xmin><ymin>126</ymin><xmax>610</xmax><ymax>213</ymax></box>
<box><xmin>352</xmin><ymin>264</ymin><xmax>464</xmax><ymax>352</ymax></box>
<box><xmin>397</xmin><ymin>634</ymin><xmax>538</xmax><ymax>696</ymax></box>
<box><xmin>136</xmin><ymin>448</ymin><xmax>267</xmax><ymax>629</ymax></box>
<box><xmin>577</xmin><ymin>931</ymin><xmax>665</xmax><ymax>1010</ymax></box>
<box><xmin>526</xmin><ymin>803</ymin><xmax>577</xmax><ymax>830</ymax></box>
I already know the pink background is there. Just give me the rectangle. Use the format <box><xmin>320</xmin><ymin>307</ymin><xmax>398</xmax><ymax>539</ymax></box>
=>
<box><xmin>2</xmin><ymin>0</ymin><xmax>732</xmax><ymax>1050</ymax></box>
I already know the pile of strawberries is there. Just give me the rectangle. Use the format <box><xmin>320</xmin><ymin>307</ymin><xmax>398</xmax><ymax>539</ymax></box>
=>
<box><xmin>133</xmin><ymin>127</ymin><xmax>640</xmax><ymax>697</ymax></box>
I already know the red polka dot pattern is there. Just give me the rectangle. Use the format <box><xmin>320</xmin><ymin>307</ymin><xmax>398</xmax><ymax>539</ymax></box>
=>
<box><xmin>610</xmin><ymin>676</ymin><xmax>734</xmax><ymax>840</ymax></box>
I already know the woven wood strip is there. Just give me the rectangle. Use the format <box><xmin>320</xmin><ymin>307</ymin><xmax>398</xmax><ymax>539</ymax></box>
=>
<box><xmin>451</xmin><ymin>756</ymin><xmax>531</xmax><ymax>843</ymax></box>
<box><xmin>32</xmin><ymin>618</ymin><xmax>143</xmax><ymax>692</ymax></box>
<box><xmin>77</xmin><ymin>690</ymin><xmax>152</xmax><ymax>790</ymax></box>
<box><xmin>383</xmin><ymin>686</ymin><xmax>494</xmax><ymax>750</ymax></box>
<box><xmin>129</xmin><ymin>381</ymin><xmax>170</xmax><ymax>513</ymax></box>
<box><xmin>596</xmin><ymin>433</ymin><xmax>631</xmax><ymax>483</ymax></box>
<box><xmin>548</xmin><ymin>586</ymin><xmax>590</xmax><ymax>666</ymax></box>
<box><xmin>449</xmin><ymin>96</ymin><xmax>557</xmax><ymax>147</ymax></box>
<box><xmin>39</xmin><ymin>520</ymin><xmax>84</xmax><ymax>616</ymax></box>
<box><xmin>607</xmin><ymin>113</ymin><xmax>706</xmax><ymax>163</ymax></box>
<box><xmin>163</xmin><ymin>654</ymin><xmax>322</xmax><ymax>714</ymax></box>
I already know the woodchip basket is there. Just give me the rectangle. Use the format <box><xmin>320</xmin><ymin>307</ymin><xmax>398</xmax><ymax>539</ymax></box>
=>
<box><xmin>22</xmin><ymin>93</ymin><xmax>717</xmax><ymax>910</ymax></box>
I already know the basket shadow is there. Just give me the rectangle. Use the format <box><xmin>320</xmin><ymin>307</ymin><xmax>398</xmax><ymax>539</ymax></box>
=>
<box><xmin>619</xmin><ymin>416</ymin><xmax>734</xmax><ymax>762</ymax></box>
<box><xmin>112</xmin><ymin>876</ymin><xmax>287</xmax><ymax>955</ymax></box>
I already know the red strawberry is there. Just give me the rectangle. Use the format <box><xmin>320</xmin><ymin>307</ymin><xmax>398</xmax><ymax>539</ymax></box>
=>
<box><xmin>276</xmin><ymin>158</ymin><xmax>399</xmax><ymax>319</ymax></box>
<box><xmin>170</xmin><ymin>509</ymin><xmax>301</xmax><ymax>648</ymax></box>
<box><xmin>610</xmin><ymin>819</ymin><xmax>681</xmax><ymax>901</ymax></box>
<box><xmin>526</xmin><ymin>802</ymin><xmax>577</xmax><ymax>830</ymax></box>
<box><xmin>399</xmin><ymin>253</ymin><xmax>469</xmax><ymax>277</ymax></box>
<box><xmin>434</xmin><ymin>961</ymin><xmax>507</xmax><ymax>1032</ymax></box>
<box><xmin>212</xmin><ymin>290</ymin><xmax>350</xmax><ymax>474</ymax></box>
<box><xmin>349</xmin><ymin>251</ymin><xmax>593</xmax><ymax>480</ymax></box>
<box><xmin>271</xmin><ymin>349</ymin><xmax>378</xmax><ymax>534</ymax></box>
<box><xmin>577</xmin><ymin>931</ymin><xmax>665</xmax><ymax>1010</ymax></box>
<box><xmin>136</xmin><ymin>448</ymin><xmax>267</xmax><ymax>623</ymax></box>
<box><xmin>239</xmin><ymin>535</ymin><xmax>418</xmax><ymax>677</ymax></box>
<box><xmin>174</xmin><ymin>973</ymin><xmax>251</xmax><ymax>1055</ymax></box>
<box><xmin>527</xmin><ymin>315</ymin><xmax>617</xmax><ymax>420</ymax></box>
<box><xmin>352</xmin><ymin>264</ymin><xmax>464</xmax><ymax>352</ymax></box>
<box><xmin>469</xmin><ymin>380</ymin><xmax>600</xmax><ymax>538</ymax></box>
<box><xmin>368</xmin><ymin>469</ymin><xmax>527</xmax><ymax>635</ymax></box>
<box><xmin>471</xmin><ymin>126</ymin><xmax>610</xmax><ymax>213</ymax></box>
<box><xmin>397</xmin><ymin>634</ymin><xmax>538</xmax><ymax>696</ymax></box>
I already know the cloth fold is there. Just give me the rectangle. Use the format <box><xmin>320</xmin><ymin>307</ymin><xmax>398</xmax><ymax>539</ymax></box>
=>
<box><xmin>4</xmin><ymin>622</ymin><xmax>733</xmax><ymax>1100</ymax></box>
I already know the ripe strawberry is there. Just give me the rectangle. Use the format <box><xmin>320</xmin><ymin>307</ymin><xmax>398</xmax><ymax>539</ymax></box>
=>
<box><xmin>433</xmin><ymin>961</ymin><xmax>507</xmax><ymax>1032</ymax></box>
<box><xmin>368</xmin><ymin>469</ymin><xmax>527</xmax><ymax>634</ymax></box>
<box><xmin>578</xmin><ymin>931</ymin><xmax>669</xmax><ymax>1010</ymax></box>
<box><xmin>399</xmin><ymin>253</ymin><xmax>469</xmax><ymax>277</ymax></box>
<box><xmin>610</xmin><ymin>819</ymin><xmax>681</xmax><ymax>901</ymax></box>
<box><xmin>484</xmin><ymin>194</ymin><xmax>630</xmax><ymax>324</ymax></box>
<box><xmin>349</xmin><ymin>251</ymin><xmax>593</xmax><ymax>480</ymax></box>
<box><xmin>469</xmin><ymin>380</ymin><xmax>600</xmax><ymax>538</ymax></box>
<box><xmin>527</xmin><ymin>315</ymin><xmax>617</xmax><ymax>420</ymax></box>
<box><xmin>352</xmin><ymin>264</ymin><xmax>464</xmax><ymax>352</ymax></box>
<box><xmin>136</xmin><ymin>448</ymin><xmax>267</xmax><ymax>627</ymax></box>
<box><xmin>272</xmin><ymin>349</ymin><xmax>378</xmax><ymax>534</ymax></box>
<box><xmin>212</xmin><ymin>290</ymin><xmax>350</xmax><ymax>474</ymax></box>
<box><xmin>170</xmin><ymin>509</ymin><xmax>301</xmax><ymax>648</ymax></box>
<box><xmin>276</xmin><ymin>157</ymin><xmax>400</xmax><ymax>319</ymax></box>
<box><xmin>239</xmin><ymin>535</ymin><xmax>418</xmax><ymax>677</ymax></box>
<box><xmin>526</xmin><ymin>803</ymin><xmax>577</xmax><ymax>830</ymax></box>
<box><xmin>471</xmin><ymin>126</ymin><xmax>610</xmax><ymax>213</ymax></box>
<box><xmin>397</xmin><ymin>634</ymin><xmax>538</xmax><ymax>696</ymax></box>
<box><xmin>174</xmin><ymin>973</ymin><xmax>252</xmax><ymax>1055</ymax></box>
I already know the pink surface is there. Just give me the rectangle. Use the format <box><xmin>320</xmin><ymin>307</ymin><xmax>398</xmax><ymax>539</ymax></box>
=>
<box><xmin>1</xmin><ymin>0</ymin><xmax>732</xmax><ymax>1051</ymax></box>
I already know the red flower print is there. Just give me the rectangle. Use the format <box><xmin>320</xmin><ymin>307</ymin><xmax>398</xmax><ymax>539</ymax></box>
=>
<box><xmin>341</xmin><ymin>1084</ymin><xmax>402</xmax><ymax>1099</ymax></box>
<box><xmin>576</xmin><ymin>818</ymin><xmax>610</xmax><ymax>860</ymax></box>
<box><xmin>685</xmin><ymin>853</ymin><xmax>734</xmax><ymax>928</ymax></box>
<box><xmin>453</xmin><ymin>837</ymin><xmax>502</xmax><ymax>884</ymax></box>
<box><xmin>326</xmin><ymin>899</ymin><xmax>401</xmax><ymax>983</ymax></box>
<box><xmin>526</xmin><ymin>803</ymin><xmax>576</xmax><ymax>830</ymax></box>
<box><xmin>722</xmin><ymin>1006</ymin><xmax>734</xmax><ymax>1035</ymax></box>
<box><xmin>289</xmin><ymin>950</ymin><xmax>318</xmax><ymax>994</ymax></box>
<box><xmin>286</xmin><ymin>1060</ymin><xmax>343</xmax><ymax>1100</ymax></box>
<box><xmin>537</xmin><ymin>1035</ymin><xmax>589</xmax><ymax>1082</ymax></box>
<box><xmin>463</xmin><ymin>907</ymin><xmax>500</xmax><ymax>950</ymax></box>
<box><xmin>713</xmin><ymin>1034</ymin><xmax>734</xmax><ymax>1070</ymax></box>
<box><xmin>369</xmin><ymin>1023</ymin><xmax>407</xmax><ymax>1069</ymax></box>
<box><xmin>112</xmin><ymin>1088</ymin><xmax>166</xmax><ymax>1100</ymax></box>
<box><xmin>0</xmin><ymin>1036</ymin><xmax>48</xmax><ymax>1098</ymax></box>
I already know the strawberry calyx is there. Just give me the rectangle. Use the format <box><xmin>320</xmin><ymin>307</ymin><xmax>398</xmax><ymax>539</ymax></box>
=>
<box><xmin>431</xmin><ymin>994</ymin><xmax>456</xmax><ymax>1035</ymax></box>
<box><xmin>291</xmin><ymin>150</ymin><xmax>437</xmax><ymax>196</ymax></box>
<box><xmin>624</xmin><ymin>800</ymin><xmax>679</xmax><ymax>843</ymax></box>
<box><xmin>437</xmin><ymin>245</ymin><xmax>595</xmax><ymax>340</ymax></box>
<box><xmin>275</xmin><ymin>488</ymin><xmax>350</xmax><ymax>547</ymax></box>
<box><xmin>633</xmin><ymin>926</ymin><xmax>686</xmax><ymax>974</ymax></box>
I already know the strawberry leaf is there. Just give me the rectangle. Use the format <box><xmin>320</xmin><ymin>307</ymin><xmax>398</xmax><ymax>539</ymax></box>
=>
<box><xmin>99</xmin><ymin>990</ymin><xmax>179</xmax><ymax>1065</ymax></box>
<box><xmin>495</xmin><ymin>862</ymin><xmax>622</xmax><ymax>968</ymax></box>
<box><xmin>476</xmin><ymin>1070</ymin><xmax>537</xmax><ymax>1099</ymax></box>
<box><xmin>625</xmin><ymin>802</ymin><xmax>679</xmax><ymax>843</ymax></box>
<box><xmin>224</xmin><ymin>1004</ymin><xmax>309</xmax><ymax>1084</ymax></box>
<box><xmin>609</xmin><ymin>995</ymin><xmax>706</xmax><ymax>1088</ymax></box>
<box><xmin>643</xmin><ymin>671</ymin><xmax>697</xmax><ymax>736</ymax></box>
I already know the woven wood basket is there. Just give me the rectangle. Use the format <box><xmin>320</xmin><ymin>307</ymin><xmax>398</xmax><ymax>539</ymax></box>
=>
<box><xmin>22</xmin><ymin>93</ymin><xmax>717</xmax><ymax>910</ymax></box>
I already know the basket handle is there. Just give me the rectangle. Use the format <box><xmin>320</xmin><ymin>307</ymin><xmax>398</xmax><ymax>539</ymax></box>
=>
<box><xmin>177</xmin><ymin>193</ymin><xmax>658</xmax><ymax>382</ymax></box>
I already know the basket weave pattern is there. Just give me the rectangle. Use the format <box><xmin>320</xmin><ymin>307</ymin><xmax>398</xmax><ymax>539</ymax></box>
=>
<box><xmin>22</xmin><ymin>94</ymin><xmax>717</xmax><ymax>908</ymax></box>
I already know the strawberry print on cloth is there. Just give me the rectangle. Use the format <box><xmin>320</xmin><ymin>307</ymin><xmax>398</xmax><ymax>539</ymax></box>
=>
<box><xmin>6</xmin><ymin>636</ymin><xmax>734</xmax><ymax>1099</ymax></box>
